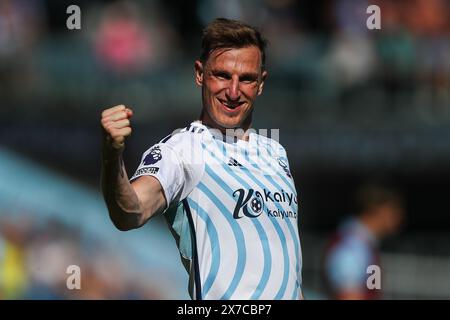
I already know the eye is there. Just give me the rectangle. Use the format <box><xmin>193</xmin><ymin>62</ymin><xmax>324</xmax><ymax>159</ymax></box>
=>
<box><xmin>241</xmin><ymin>79</ymin><xmax>256</xmax><ymax>84</ymax></box>
<box><xmin>240</xmin><ymin>75</ymin><xmax>258</xmax><ymax>84</ymax></box>
<box><xmin>213</xmin><ymin>72</ymin><xmax>231</xmax><ymax>80</ymax></box>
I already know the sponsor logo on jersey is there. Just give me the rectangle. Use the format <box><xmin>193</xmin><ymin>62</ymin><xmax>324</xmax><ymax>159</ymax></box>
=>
<box><xmin>232</xmin><ymin>188</ymin><xmax>297</xmax><ymax>220</ymax></box>
<box><xmin>232</xmin><ymin>189</ymin><xmax>265</xmax><ymax>219</ymax></box>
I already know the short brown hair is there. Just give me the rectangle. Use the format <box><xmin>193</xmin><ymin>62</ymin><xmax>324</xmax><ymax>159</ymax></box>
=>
<box><xmin>355</xmin><ymin>183</ymin><xmax>403</xmax><ymax>214</ymax></box>
<box><xmin>200</xmin><ymin>18</ymin><xmax>267</xmax><ymax>70</ymax></box>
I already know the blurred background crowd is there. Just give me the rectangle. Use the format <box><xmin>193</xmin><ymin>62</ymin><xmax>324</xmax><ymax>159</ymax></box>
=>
<box><xmin>0</xmin><ymin>0</ymin><xmax>449</xmax><ymax>299</ymax></box>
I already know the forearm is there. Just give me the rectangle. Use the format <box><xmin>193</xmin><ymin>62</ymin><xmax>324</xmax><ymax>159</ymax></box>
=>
<box><xmin>101</xmin><ymin>145</ymin><xmax>144</xmax><ymax>231</ymax></box>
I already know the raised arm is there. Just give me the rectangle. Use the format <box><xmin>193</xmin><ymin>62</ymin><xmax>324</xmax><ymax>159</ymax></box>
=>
<box><xmin>100</xmin><ymin>105</ymin><xmax>166</xmax><ymax>231</ymax></box>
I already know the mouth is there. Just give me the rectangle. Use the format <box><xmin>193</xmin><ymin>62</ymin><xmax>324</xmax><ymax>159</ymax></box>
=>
<box><xmin>216</xmin><ymin>98</ymin><xmax>245</xmax><ymax>112</ymax></box>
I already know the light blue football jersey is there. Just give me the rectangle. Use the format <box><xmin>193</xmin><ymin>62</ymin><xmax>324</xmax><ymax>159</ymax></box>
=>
<box><xmin>131</xmin><ymin>121</ymin><xmax>302</xmax><ymax>300</ymax></box>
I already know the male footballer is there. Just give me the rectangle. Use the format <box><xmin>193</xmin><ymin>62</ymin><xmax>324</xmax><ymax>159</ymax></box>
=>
<box><xmin>101</xmin><ymin>18</ymin><xmax>303</xmax><ymax>300</ymax></box>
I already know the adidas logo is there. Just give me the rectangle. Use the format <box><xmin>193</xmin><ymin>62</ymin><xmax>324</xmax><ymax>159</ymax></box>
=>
<box><xmin>228</xmin><ymin>157</ymin><xmax>243</xmax><ymax>167</ymax></box>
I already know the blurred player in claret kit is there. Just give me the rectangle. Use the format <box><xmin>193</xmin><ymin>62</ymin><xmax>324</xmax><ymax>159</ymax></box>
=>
<box><xmin>101</xmin><ymin>18</ymin><xmax>303</xmax><ymax>300</ymax></box>
<box><xmin>323</xmin><ymin>183</ymin><xmax>405</xmax><ymax>300</ymax></box>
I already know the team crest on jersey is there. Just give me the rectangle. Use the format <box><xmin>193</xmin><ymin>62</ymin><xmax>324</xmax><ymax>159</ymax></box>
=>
<box><xmin>277</xmin><ymin>157</ymin><xmax>292</xmax><ymax>178</ymax></box>
<box><xmin>143</xmin><ymin>146</ymin><xmax>162</xmax><ymax>165</ymax></box>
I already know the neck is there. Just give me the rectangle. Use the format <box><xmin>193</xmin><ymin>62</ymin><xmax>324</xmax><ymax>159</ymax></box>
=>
<box><xmin>199</xmin><ymin>109</ymin><xmax>252</xmax><ymax>141</ymax></box>
<box><xmin>359</xmin><ymin>214</ymin><xmax>383</xmax><ymax>239</ymax></box>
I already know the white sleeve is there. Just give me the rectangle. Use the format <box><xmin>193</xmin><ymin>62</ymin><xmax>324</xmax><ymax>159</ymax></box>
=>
<box><xmin>130</xmin><ymin>133</ymin><xmax>205</xmax><ymax>210</ymax></box>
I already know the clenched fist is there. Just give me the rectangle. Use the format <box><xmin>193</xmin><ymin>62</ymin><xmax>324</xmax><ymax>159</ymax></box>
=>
<box><xmin>101</xmin><ymin>105</ymin><xmax>133</xmax><ymax>151</ymax></box>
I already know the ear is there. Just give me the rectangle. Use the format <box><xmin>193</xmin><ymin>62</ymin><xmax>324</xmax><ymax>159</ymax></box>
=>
<box><xmin>257</xmin><ymin>70</ymin><xmax>268</xmax><ymax>96</ymax></box>
<box><xmin>195</xmin><ymin>60</ymin><xmax>204</xmax><ymax>86</ymax></box>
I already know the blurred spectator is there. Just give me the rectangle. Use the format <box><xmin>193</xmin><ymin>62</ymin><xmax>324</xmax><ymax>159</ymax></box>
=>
<box><xmin>197</xmin><ymin>0</ymin><xmax>267</xmax><ymax>27</ymax></box>
<box><xmin>325</xmin><ymin>32</ymin><xmax>377</xmax><ymax>90</ymax></box>
<box><xmin>320</xmin><ymin>0</ymin><xmax>377</xmax><ymax>115</ymax></box>
<box><xmin>93</xmin><ymin>0</ymin><xmax>179</xmax><ymax>76</ymax></box>
<box><xmin>0</xmin><ymin>218</ymin><xmax>28</xmax><ymax>299</ymax></box>
<box><xmin>0</xmin><ymin>213</ymin><xmax>170</xmax><ymax>299</ymax></box>
<box><xmin>374</xmin><ymin>0</ymin><xmax>417</xmax><ymax>113</ymax></box>
<box><xmin>333</xmin><ymin>0</ymin><xmax>370</xmax><ymax>35</ymax></box>
<box><xmin>405</xmin><ymin>0</ymin><xmax>450</xmax><ymax>117</ymax></box>
<box><xmin>25</xmin><ymin>219</ymin><xmax>82</xmax><ymax>299</ymax></box>
<box><xmin>0</xmin><ymin>0</ymin><xmax>45</xmax><ymax>99</ymax></box>
<box><xmin>94</xmin><ymin>1</ymin><xmax>152</xmax><ymax>75</ymax></box>
<box><xmin>263</xmin><ymin>0</ymin><xmax>306</xmax><ymax>69</ymax></box>
<box><xmin>0</xmin><ymin>0</ymin><xmax>45</xmax><ymax>57</ymax></box>
<box><xmin>404</xmin><ymin>0</ymin><xmax>449</xmax><ymax>37</ymax></box>
<box><xmin>322</xmin><ymin>183</ymin><xmax>405</xmax><ymax>299</ymax></box>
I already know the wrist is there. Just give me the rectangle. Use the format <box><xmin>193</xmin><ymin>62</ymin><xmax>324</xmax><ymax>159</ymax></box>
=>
<box><xmin>102</xmin><ymin>137</ymin><xmax>124</xmax><ymax>161</ymax></box>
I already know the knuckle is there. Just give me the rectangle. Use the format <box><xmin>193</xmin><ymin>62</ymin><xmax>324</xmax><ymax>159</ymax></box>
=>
<box><xmin>113</xmin><ymin>111</ymin><xmax>125</xmax><ymax>120</ymax></box>
<box><xmin>101</xmin><ymin>107</ymin><xmax>112</xmax><ymax>117</ymax></box>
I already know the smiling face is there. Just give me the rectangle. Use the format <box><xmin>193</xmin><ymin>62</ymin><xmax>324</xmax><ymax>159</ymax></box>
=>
<box><xmin>195</xmin><ymin>46</ymin><xmax>267</xmax><ymax>132</ymax></box>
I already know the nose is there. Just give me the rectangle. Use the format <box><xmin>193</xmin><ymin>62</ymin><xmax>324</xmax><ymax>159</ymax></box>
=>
<box><xmin>226</xmin><ymin>75</ymin><xmax>241</xmax><ymax>101</ymax></box>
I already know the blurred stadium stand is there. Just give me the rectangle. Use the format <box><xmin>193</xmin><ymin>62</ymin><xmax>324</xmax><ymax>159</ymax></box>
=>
<box><xmin>0</xmin><ymin>147</ymin><xmax>189</xmax><ymax>299</ymax></box>
<box><xmin>1</xmin><ymin>0</ymin><xmax>449</xmax><ymax>299</ymax></box>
